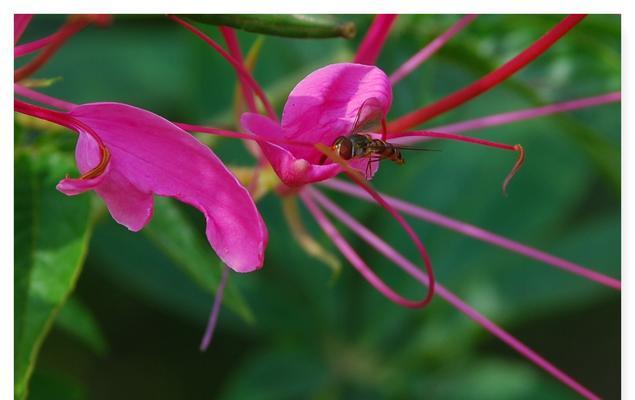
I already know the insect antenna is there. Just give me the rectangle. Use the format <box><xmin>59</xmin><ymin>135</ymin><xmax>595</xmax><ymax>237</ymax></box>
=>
<box><xmin>393</xmin><ymin>145</ymin><xmax>441</xmax><ymax>152</ymax></box>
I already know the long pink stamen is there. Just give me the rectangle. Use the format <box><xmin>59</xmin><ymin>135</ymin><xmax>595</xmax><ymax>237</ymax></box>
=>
<box><xmin>174</xmin><ymin>121</ymin><xmax>314</xmax><ymax>148</ymax></box>
<box><xmin>200</xmin><ymin>265</ymin><xmax>229</xmax><ymax>351</ymax></box>
<box><xmin>14</xmin><ymin>17</ymin><xmax>94</xmax><ymax>82</ymax></box>
<box><xmin>314</xmin><ymin>144</ymin><xmax>436</xmax><ymax>307</ymax></box>
<box><xmin>14</xmin><ymin>14</ymin><xmax>33</xmax><ymax>45</ymax></box>
<box><xmin>15</xmin><ymin>32</ymin><xmax>58</xmax><ymax>58</ymax></box>
<box><xmin>353</xmin><ymin>14</ymin><xmax>398</xmax><ymax>65</ymax></box>
<box><xmin>388</xmin><ymin>130</ymin><xmax>524</xmax><ymax>193</ymax></box>
<box><xmin>169</xmin><ymin>15</ymin><xmax>277</xmax><ymax>121</ymax></box>
<box><xmin>320</xmin><ymin>178</ymin><xmax>621</xmax><ymax>290</ymax></box>
<box><xmin>389</xmin><ymin>130</ymin><xmax>518</xmax><ymax>150</ymax></box>
<box><xmin>300</xmin><ymin>189</ymin><xmax>430</xmax><ymax>308</ymax></box>
<box><xmin>219</xmin><ymin>26</ymin><xmax>257</xmax><ymax>113</ymax></box>
<box><xmin>388</xmin><ymin>14</ymin><xmax>587</xmax><ymax>132</ymax></box>
<box><xmin>310</xmin><ymin>187</ymin><xmax>600</xmax><ymax>399</ymax></box>
<box><xmin>390</xmin><ymin>15</ymin><xmax>477</xmax><ymax>85</ymax></box>
<box><xmin>14</xmin><ymin>83</ymin><xmax>76</xmax><ymax>111</ymax></box>
<box><xmin>433</xmin><ymin>91</ymin><xmax>622</xmax><ymax>134</ymax></box>
<box><xmin>392</xmin><ymin>92</ymin><xmax>622</xmax><ymax>145</ymax></box>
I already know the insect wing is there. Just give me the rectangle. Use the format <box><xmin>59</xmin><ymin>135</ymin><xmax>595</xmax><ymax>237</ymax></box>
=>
<box><xmin>350</xmin><ymin>98</ymin><xmax>384</xmax><ymax>134</ymax></box>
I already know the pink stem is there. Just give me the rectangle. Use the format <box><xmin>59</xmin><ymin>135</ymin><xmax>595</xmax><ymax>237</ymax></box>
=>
<box><xmin>300</xmin><ymin>189</ymin><xmax>431</xmax><ymax>307</ymax></box>
<box><xmin>309</xmin><ymin>186</ymin><xmax>600</xmax><ymax>400</ymax></box>
<box><xmin>219</xmin><ymin>26</ymin><xmax>257</xmax><ymax>113</ymax></box>
<box><xmin>393</xmin><ymin>92</ymin><xmax>622</xmax><ymax>145</ymax></box>
<box><xmin>169</xmin><ymin>15</ymin><xmax>277</xmax><ymax>121</ymax></box>
<box><xmin>14</xmin><ymin>83</ymin><xmax>76</xmax><ymax>111</ymax></box>
<box><xmin>14</xmin><ymin>14</ymin><xmax>33</xmax><ymax>45</ymax></box>
<box><xmin>200</xmin><ymin>265</ymin><xmax>229</xmax><ymax>351</ymax></box>
<box><xmin>319</xmin><ymin>178</ymin><xmax>621</xmax><ymax>290</ymax></box>
<box><xmin>353</xmin><ymin>14</ymin><xmax>399</xmax><ymax>65</ymax></box>
<box><xmin>390</xmin><ymin>15</ymin><xmax>478</xmax><ymax>85</ymax></box>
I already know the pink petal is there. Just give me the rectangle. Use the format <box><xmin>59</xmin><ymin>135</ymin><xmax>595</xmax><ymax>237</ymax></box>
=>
<box><xmin>65</xmin><ymin>102</ymin><xmax>268</xmax><ymax>272</ymax></box>
<box><xmin>241</xmin><ymin>112</ymin><xmax>341</xmax><ymax>186</ymax></box>
<box><xmin>280</xmin><ymin>63</ymin><xmax>392</xmax><ymax>163</ymax></box>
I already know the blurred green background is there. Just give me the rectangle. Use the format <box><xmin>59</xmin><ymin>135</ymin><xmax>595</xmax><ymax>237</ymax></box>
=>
<box><xmin>15</xmin><ymin>14</ymin><xmax>620</xmax><ymax>400</ymax></box>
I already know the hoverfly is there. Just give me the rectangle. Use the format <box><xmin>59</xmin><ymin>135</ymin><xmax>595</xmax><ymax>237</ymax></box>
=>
<box><xmin>319</xmin><ymin>99</ymin><xmax>435</xmax><ymax>178</ymax></box>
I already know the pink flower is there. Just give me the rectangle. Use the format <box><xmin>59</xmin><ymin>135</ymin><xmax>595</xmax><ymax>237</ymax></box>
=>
<box><xmin>241</xmin><ymin>63</ymin><xmax>392</xmax><ymax>187</ymax></box>
<box><xmin>15</xmin><ymin>100</ymin><xmax>268</xmax><ymax>273</ymax></box>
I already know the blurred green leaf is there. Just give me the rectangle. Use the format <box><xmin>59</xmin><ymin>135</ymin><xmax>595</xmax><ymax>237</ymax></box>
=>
<box><xmin>184</xmin><ymin>14</ymin><xmax>356</xmax><ymax>39</ymax></box>
<box><xmin>14</xmin><ymin>150</ymin><xmax>94</xmax><ymax>400</ymax></box>
<box><xmin>143</xmin><ymin>197</ymin><xmax>254</xmax><ymax>323</ymax></box>
<box><xmin>28</xmin><ymin>369</ymin><xmax>87</xmax><ymax>400</ymax></box>
<box><xmin>219</xmin><ymin>349</ymin><xmax>327</xmax><ymax>400</ymax></box>
<box><xmin>54</xmin><ymin>297</ymin><xmax>108</xmax><ymax>356</ymax></box>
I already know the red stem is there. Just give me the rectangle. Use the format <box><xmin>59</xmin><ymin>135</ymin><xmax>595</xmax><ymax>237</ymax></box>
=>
<box><xmin>388</xmin><ymin>14</ymin><xmax>587</xmax><ymax>132</ymax></box>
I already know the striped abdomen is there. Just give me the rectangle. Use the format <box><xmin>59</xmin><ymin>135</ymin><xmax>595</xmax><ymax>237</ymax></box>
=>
<box><xmin>369</xmin><ymin>139</ymin><xmax>405</xmax><ymax>165</ymax></box>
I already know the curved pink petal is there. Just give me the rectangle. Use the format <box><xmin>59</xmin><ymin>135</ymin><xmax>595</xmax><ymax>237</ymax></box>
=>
<box><xmin>65</xmin><ymin>102</ymin><xmax>268</xmax><ymax>272</ymax></box>
<box><xmin>280</xmin><ymin>63</ymin><xmax>392</xmax><ymax>163</ymax></box>
<box><xmin>242</xmin><ymin>112</ymin><xmax>341</xmax><ymax>186</ymax></box>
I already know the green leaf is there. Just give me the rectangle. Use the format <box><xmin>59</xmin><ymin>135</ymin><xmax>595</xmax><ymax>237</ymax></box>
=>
<box><xmin>184</xmin><ymin>14</ymin><xmax>356</xmax><ymax>39</ymax></box>
<box><xmin>14</xmin><ymin>150</ymin><xmax>94</xmax><ymax>400</ymax></box>
<box><xmin>54</xmin><ymin>297</ymin><xmax>108</xmax><ymax>356</ymax></box>
<box><xmin>143</xmin><ymin>197</ymin><xmax>254</xmax><ymax>323</ymax></box>
<box><xmin>28</xmin><ymin>369</ymin><xmax>87</xmax><ymax>400</ymax></box>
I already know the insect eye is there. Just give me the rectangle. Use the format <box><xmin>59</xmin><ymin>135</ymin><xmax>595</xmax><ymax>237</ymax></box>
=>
<box><xmin>338</xmin><ymin>139</ymin><xmax>353</xmax><ymax>159</ymax></box>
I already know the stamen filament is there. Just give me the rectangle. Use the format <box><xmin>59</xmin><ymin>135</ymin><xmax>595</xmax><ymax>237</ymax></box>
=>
<box><xmin>14</xmin><ymin>17</ymin><xmax>92</xmax><ymax>81</ymax></box>
<box><xmin>300</xmin><ymin>189</ymin><xmax>429</xmax><ymax>307</ymax></box>
<box><xmin>169</xmin><ymin>15</ymin><xmax>277</xmax><ymax>121</ymax></box>
<box><xmin>433</xmin><ymin>92</ymin><xmax>622</xmax><ymax>134</ymax></box>
<box><xmin>309</xmin><ymin>186</ymin><xmax>599</xmax><ymax>399</ymax></box>
<box><xmin>315</xmin><ymin>143</ymin><xmax>435</xmax><ymax>307</ymax></box>
<box><xmin>390</xmin><ymin>14</ymin><xmax>477</xmax><ymax>85</ymax></box>
<box><xmin>319</xmin><ymin>178</ymin><xmax>621</xmax><ymax>290</ymax></box>
<box><xmin>200</xmin><ymin>265</ymin><xmax>229</xmax><ymax>351</ymax></box>
<box><xmin>14</xmin><ymin>33</ymin><xmax>58</xmax><ymax>58</ymax></box>
<box><xmin>392</xmin><ymin>92</ymin><xmax>622</xmax><ymax>146</ymax></box>
<box><xmin>388</xmin><ymin>130</ymin><xmax>525</xmax><ymax>193</ymax></box>
<box><xmin>220</xmin><ymin>26</ymin><xmax>257</xmax><ymax>113</ymax></box>
<box><xmin>354</xmin><ymin>14</ymin><xmax>398</xmax><ymax>65</ymax></box>
<box><xmin>388</xmin><ymin>14</ymin><xmax>587</xmax><ymax>132</ymax></box>
<box><xmin>15</xmin><ymin>83</ymin><xmax>76</xmax><ymax>111</ymax></box>
<box><xmin>174</xmin><ymin>122</ymin><xmax>314</xmax><ymax>148</ymax></box>
<box><xmin>14</xmin><ymin>15</ymin><xmax>33</xmax><ymax>45</ymax></box>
